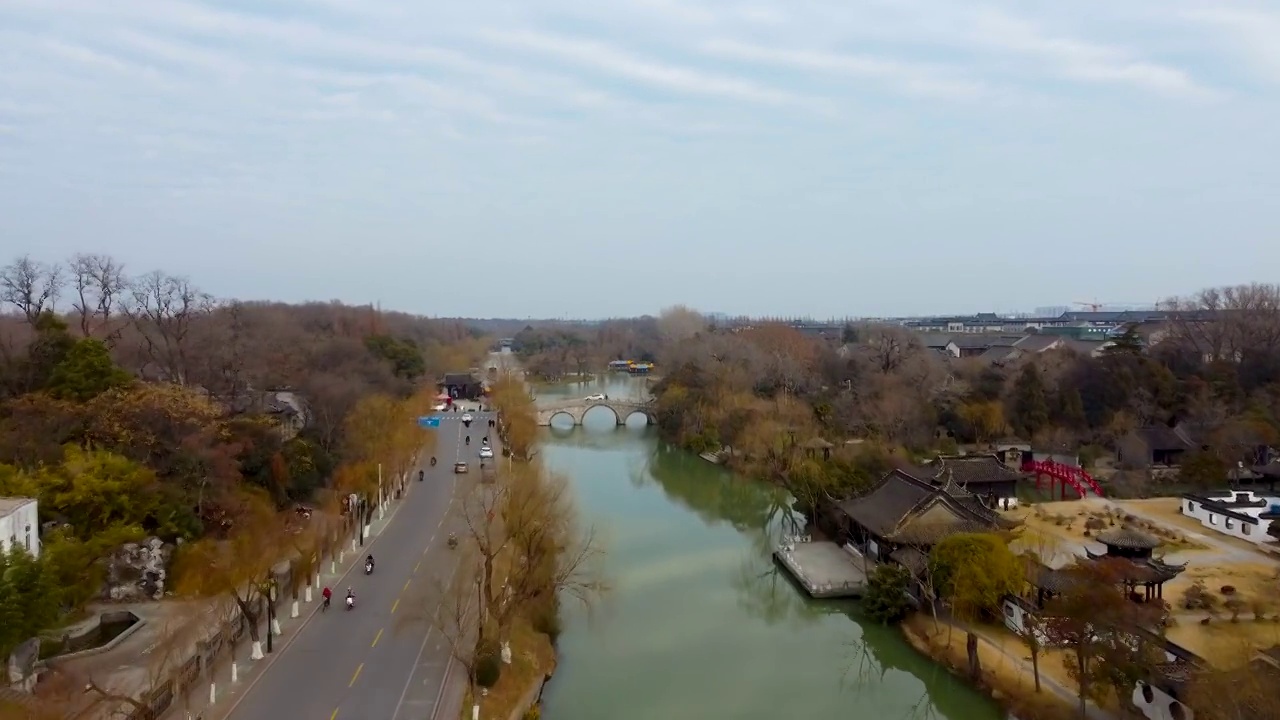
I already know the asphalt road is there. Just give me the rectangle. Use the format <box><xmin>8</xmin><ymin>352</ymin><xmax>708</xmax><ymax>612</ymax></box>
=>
<box><xmin>225</xmin><ymin>408</ymin><xmax>493</xmax><ymax>720</ymax></box>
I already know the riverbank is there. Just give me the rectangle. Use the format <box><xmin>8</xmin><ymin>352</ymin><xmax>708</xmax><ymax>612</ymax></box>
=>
<box><xmin>900</xmin><ymin>614</ymin><xmax>1109</xmax><ymax>720</ymax></box>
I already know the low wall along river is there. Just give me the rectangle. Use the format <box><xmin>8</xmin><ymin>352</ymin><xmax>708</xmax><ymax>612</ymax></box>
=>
<box><xmin>532</xmin><ymin>375</ymin><xmax>1004</xmax><ymax>720</ymax></box>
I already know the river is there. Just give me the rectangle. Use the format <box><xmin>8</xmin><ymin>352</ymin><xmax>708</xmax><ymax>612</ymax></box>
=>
<box><xmin>530</xmin><ymin>373</ymin><xmax>1004</xmax><ymax>720</ymax></box>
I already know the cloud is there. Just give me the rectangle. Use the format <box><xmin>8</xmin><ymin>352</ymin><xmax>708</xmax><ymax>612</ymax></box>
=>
<box><xmin>702</xmin><ymin>39</ymin><xmax>989</xmax><ymax>101</ymax></box>
<box><xmin>968</xmin><ymin>9</ymin><xmax>1217</xmax><ymax>100</ymax></box>
<box><xmin>1183</xmin><ymin>7</ymin><xmax>1280</xmax><ymax>84</ymax></box>
<box><xmin>478</xmin><ymin>29</ymin><xmax>820</xmax><ymax>110</ymax></box>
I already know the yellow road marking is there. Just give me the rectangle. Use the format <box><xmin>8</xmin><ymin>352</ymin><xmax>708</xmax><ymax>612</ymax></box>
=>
<box><xmin>391</xmin><ymin>598</ymin><xmax>400</xmax><ymax>614</ymax></box>
<box><xmin>403</xmin><ymin>580</ymin><xmax>411</xmax><ymax>593</ymax></box>
<box><xmin>330</xmin><ymin>709</ymin><xmax>339</xmax><ymax>720</ymax></box>
<box><xmin>414</xmin><ymin>560</ymin><xmax>421</xmax><ymax>573</ymax></box>
<box><xmin>371</xmin><ymin>628</ymin><xmax>383</xmax><ymax>647</ymax></box>
<box><xmin>349</xmin><ymin>663</ymin><xmax>363</xmax><ymax>687</ymax></box>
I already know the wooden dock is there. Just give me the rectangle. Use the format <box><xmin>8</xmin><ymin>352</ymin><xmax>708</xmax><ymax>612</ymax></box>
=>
<box><xmin>773</xmin><ymin>540</ymin><xmax>870</xmax><ymax>599</ymax></box>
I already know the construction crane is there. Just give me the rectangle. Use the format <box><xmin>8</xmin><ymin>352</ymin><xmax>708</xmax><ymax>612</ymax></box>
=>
<box><xmin>1073</xmin><ymin>301</ymin><xmax>1105</xmax><ymax>312</ymax></box>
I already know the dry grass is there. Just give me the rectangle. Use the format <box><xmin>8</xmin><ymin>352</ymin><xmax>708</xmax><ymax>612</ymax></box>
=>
<box><xmin>1008</xmin><ymin>500</ymin><xmax>1206</xmax><ymax>558</ymax></box>
<box><xmin>902</xmin><ymin>614</ymin><xmax>1080</xmax><ymax>720</ymax></box>
<box><xmin>1124</xmin><ymin>498</ymin><xmax>1280</xmax><ymax>556</ymax></box>
<box><xmin>1165</xmin><ymin>561</ymin><xmax>1280</xmax><ymax>610</ymax></box>
<box><xmin>1166</xmin><ymin>618</ymin><xmax>1280</xmax><ymax>669</ymax></box>
<box><xmin>466</xmin><ymin>618</ymin><xmax>556</xmax><ymax>720</ymax></box>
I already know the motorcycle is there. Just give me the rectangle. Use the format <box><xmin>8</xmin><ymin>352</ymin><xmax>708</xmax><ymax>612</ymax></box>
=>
<box><xmin>346</xmin><ymin>595</ymin><xmax>355</xmax><ymax>611</ymax></box>
<box><xmin>465</xmin><ymin>436</ymin><xmax>470</xmax><ymax>445</ymax></box>
<box><xmin>429</xmin><ymin>456</ymin><xmax>437</xmax><ymax>467</ymax></box>
<box><xmin>418</xmin><ymin>469</ymin><xmax>424</xmax><ymax>482</ymax></box>
<box><xmin>364</xmin><ymin>560</ymin><xmax>374</xmax><ymax>575</ymax></box>
<box><xmin>447</xmin><ymin>533</ymin><xmax>458</xmax><ymax>549</ymax></box>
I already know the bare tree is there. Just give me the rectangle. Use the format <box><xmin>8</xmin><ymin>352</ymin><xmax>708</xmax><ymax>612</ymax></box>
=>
<box><xmin>67</xmin><ymin>253</ymin><xmax>128</xmax><ymax>340</ymax></box>
<box><xmin>427</xmin><ymin>546</ymin><xmax>484</xmax><ymax>700</ymax></box>
<box><xmin>656</xmin><ymin>305</ymin><xmax>706</xmax><ymax>346</ymax></box>
<box><xmin>0</xmin><ymin>255</ymin><xmax>64</xmax><ymax>323</ymax></box>
<box><xmin>123</xmin><ymin>270</ymin><xmax>215</xmax><ymax>385</ymax></box>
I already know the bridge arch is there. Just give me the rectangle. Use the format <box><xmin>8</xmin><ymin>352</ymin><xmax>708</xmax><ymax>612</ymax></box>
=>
<box><xmin>581</xmin><ymin>403</ymin><xmax>654</xmax><ymax>426</ymax></box>
<box><xmin>545</xmin><ymin>410</ymin><xmax>579</xmax><ymax>426</ymax></box>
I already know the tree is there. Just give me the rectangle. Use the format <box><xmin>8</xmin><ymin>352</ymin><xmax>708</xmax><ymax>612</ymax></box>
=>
<box><xmin>66</xmin><ymin>253</ymin><xmax>127</xmax><ymax>340</ymax></box>
<box><xmin>122</xmin><ymin>270</ymin><xmax>214</xmax><ymax>385</ymax></box>
<box><xmin>0</xmin><ymin>256</ymin><xmax>63</xmax><ymax>324</ymax></box>
<box><xmin>490</xmin><ymin>376</ymin><xmax>538</xmax><ymax>461</ymax></box>
<box><xmin>656</xmin><ymin>305</ymin><xmax>706</xmax><ymax>346</ymax></box>
<box><xmin>861</xmin><ymin>564</ymin><xmax>912</xmax><ymax>625</ymax></box>
<box><xmin>1179</xmin><ymin>449</ymin><xmax>1227</xmax><ymax>491</ymax></box>
<box><xmin>1041</xmin><ymin>559</ymin><xmax>1164</xmax><ymax>720</ymax></box>
<box><xmin>13</xmin><ymin>446</ymin><xmax>164</xmax><ymax>541</ymax></box>
<box><xmin>0</xmin><ymin>546</ymin><xmax>58</xmax><ymax>661</ymax></box>
<box><xmin>1011</xmin><ymin>363</ymin><xmax>1050</xmax><ymax>438</ymax></box>
<box><xmin>172</xmin><ymin>491</ymin><xmax>286</xmax><ymax>662</ymax></box>
<box><xmin>957</xmin><ymin>400</ymin><xmax>1006</xmax><ymax>443</ymax></box>
<box><xmin>1055</xmin><ymin>386</ymin><xmax>1087</xmax><ymax>431</ymax></box>
<box><xmin>45</xmin><ymin>338</ymin><xmax>133</xmax><ymax>401</ymax></box>
<box><xmin>929</xmin><ymin>532</ymin><xmax>1024</xmax><ymax>680</ymax></box>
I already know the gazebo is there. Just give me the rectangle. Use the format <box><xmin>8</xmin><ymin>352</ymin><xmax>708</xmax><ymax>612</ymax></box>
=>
<box><xmin>1086</xmin><ymin>526</ymin><xmax>1186</xmax><ymax>602</ymax></box>
<box><xmin>801</xmin><ymin>437</ymin><xmax>834</xmax><ymax>461</ymax></box>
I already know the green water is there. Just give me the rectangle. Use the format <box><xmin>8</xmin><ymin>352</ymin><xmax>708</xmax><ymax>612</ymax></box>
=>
<box><xmin>534</xmin><ymin>376</ymin><xmax>1004</xmax><ymax>720</ymax></box>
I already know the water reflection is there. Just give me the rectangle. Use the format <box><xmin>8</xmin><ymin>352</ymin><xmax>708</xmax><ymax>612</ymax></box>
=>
<box><xmin>537</xmin><ymin>382</ymin><xmax>1001</xmax><ymax>720</ymax></box>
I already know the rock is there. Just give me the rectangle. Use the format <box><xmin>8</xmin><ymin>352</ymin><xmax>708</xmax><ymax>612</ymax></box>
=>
<box><xmin>103</xmin><ymin>536</ymin><xmax>174</xmax><ymax>602</ymax></box>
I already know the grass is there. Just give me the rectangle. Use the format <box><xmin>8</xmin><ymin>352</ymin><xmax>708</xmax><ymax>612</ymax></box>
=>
<box><xmin>1166</xmin><ymin>615</ymin><xmax>1280</xmax><ymax>669</ymax></box>
<box><xmin>901</xmin><ymin>614</ymin><xmax>1080</xmax><ymax>720</ymax></box>
<box><xmin>467</xmin><ymin>617</ymin><xmax>556</xmax><ymax>719</ymax></box>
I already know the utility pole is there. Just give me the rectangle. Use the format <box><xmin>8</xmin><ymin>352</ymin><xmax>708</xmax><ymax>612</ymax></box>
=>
<box><xmin>265</xmin><ymin>575</ymin><xmax>275</xmax><ymax>654</ymax></box>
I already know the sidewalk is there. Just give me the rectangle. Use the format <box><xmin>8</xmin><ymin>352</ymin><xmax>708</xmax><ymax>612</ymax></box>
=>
<box><xmin>156</xmin><ymin>489</ymin><xmax>411</xmax><ymax>720</ymax></box>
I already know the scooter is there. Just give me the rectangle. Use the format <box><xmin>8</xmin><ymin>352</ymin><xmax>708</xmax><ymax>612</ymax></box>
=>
<box><xmin>447</xmin><ymin>533</ymin><xmax>458</xmax><ymax>549</ymax></box>
<box><xmin>418</xmin><ymin>470</ymin><xmax>424</xmax><ymax>482</ymax></box>
<box><xmin>346</xmin><ymin>595</ymin><xmax>355</xmax><ymax>611</ymax></box>
<box><xmin>430</xmin><ymin>456</ymin><xmax>437</xmax><ymax>467</ymax></box>
<box><xmin>364</xmin><ymin>560</ymin><xmax>374</xmax><ymax>575</ymax></box>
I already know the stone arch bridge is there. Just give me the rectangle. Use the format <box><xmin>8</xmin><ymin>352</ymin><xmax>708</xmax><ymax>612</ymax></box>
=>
<box><xmin>535</xmin><ymin>398</ymin><xmax>656</xmax><ymax>427</ymax></box>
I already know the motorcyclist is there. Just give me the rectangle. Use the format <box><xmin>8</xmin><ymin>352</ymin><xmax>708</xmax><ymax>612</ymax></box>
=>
<box><xmin>365</xmin><ymin>554</ymin><xmax>374</xmax><ymax>571</ymax></box>
<box><xmin>465</xmin><ymin>435</ymin><xmax>470</xmax><ymax>445</ymax></box>
<box><xmin>322</xmin><ymin>586</ymin><xmax>332</xmax><ymax>610</ymax></box>
<box><xmin>346</xmin><ymin>588</ymin><xmax>355</xmax><ymax>608</ymax></box>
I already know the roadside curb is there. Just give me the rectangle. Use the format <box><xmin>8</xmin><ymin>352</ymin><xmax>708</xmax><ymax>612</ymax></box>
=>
<box><xmin>201</xmin><ymin>485</ymin><xmax>414</xmax><ymax>720</ymax></box>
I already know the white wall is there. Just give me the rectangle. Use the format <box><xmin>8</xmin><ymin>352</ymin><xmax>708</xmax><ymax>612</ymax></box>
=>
<box><xmin>1181</xmin><ymin>494</ymin><xmax>1278</xmax><ymax>545</ymax></box>
<box><xmin>1132</xmin><ymin>680</ymin><xmax>1193</xmax><ymax>720</ymax></box>
<box><xmin>0</xmin><ymin>500</ymin><xmax>39</xmax><ymax>558</ymax></box>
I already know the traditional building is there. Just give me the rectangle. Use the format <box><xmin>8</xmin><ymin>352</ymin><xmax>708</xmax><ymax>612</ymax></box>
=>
<box><xmin>439</xmin><ymin>372</ymin><xmax>484</xmax><ymax>400</ymax></box>
<box><xmin>1181</xmin><ymin>489</ymin><xmax>1280</xmax><ymax>544</ymax></box>
<box><xmin>828</xmin><ymin>469</ymin><xmax>1017</xmax><ymax>566</ymax></box>
<box><xmin>0</xmin><ymin>497</ymin><xmax>39</xmax><ymax>558</ymax></box>
<box><xmin>904</xmin><ymin>454</ymin><xmax>1023</xmax><ymax>510</ymax></box>
<box><xmin>1085</xmin><ymin>527</ymin><xmax>1187</xmax><ymax>602</ymax></box>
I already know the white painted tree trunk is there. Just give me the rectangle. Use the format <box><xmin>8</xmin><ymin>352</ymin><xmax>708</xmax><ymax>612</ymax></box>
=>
<box><xmin>231</xmin><ymin>662</ymin><xmax>239</xmax><ymax>683</ymax></box>
<box><xmin>501</xmin><ymin>641</ymin><xmax>512</xmax><ymax>665</ymax></box>
<box><xmin>472</xmin><ymin>704</ymin><xmax>480</xmax><ymax>720</ymax></box>
<box><xmin>250</xmin><ymin>641</ymin><xmax>264</xmax><ymax>661</ymax></box>
<box><xmin>314</xmin><ymin>573</ymin><xmax>320</xmax><ymax>589</ymax></box>
<box><xmin>290</xmin><ymin>601</ymin><xmax>299</xmax><ymax>618</ymax></box>
<box><xmin>331</xmin><ymin>559</ymin><xmax>337</xmax><ymax>574</ymax></box>
<box><xmin>364</xmin><ymin>523</ymin><xmax>371</xmax><ymax>537</ymax></box>
<box><xmin>304</xmin><ymin>586</ymin><xmax>312</xmax><ymax>603</ymax></box>
<box><xmin>208</xmin><ymin>682</ymin><xmax>216</xmax><ymax>705</ymax></box>
<box><xmin>271</xmin><ymin>618</ymin><xmax>282</xmax><ymax>636</ymax></box>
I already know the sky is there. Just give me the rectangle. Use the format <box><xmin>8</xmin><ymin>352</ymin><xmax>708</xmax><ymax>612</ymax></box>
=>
<box><xmin>1</xmin><ymin>0</ymin><xmax>1278</xmax><ymax>319</ymax></box>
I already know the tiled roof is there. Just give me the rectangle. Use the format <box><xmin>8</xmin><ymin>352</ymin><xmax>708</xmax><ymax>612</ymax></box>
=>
<box><xmin>835</xmin><ymin>469</ymin><xmax>1008</xmax><ymax>542</ymax></box>
<box><xmin>928</xmin><ymin>455</ymin><xmax>1022</xmax><ymax>487</ymax></box>
<box><xmin>1012</xmin><ymin>334</ymin><xmax>1062</xmax><ymax>352</ymax></box>
<box><xmin>1095</xmin><ymin>527</ymin><xmax>1161</xmax><ymax>549</ymax></box>
<box><xmin>977</xmin><ymin>346</ymin><xmax>1019</xmax><ymax>363</ymax></box>
<box><xmin>1134</xmin><ymin>425</ymin><xmax>1196</xmax><ymax>452</ymax></box>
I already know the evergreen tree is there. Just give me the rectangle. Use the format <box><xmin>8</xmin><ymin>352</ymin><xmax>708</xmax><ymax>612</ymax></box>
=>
<box><xmin>46</xmin><ymin>337</ymin><xmax>134</xmax><ymax>401</ymax></box>
<box><xmin>1056</xmin><ymin>387</ymin><xmax>1088</xmax><ymax>430</ymax></box>
<box><xmin>1012</xmin><ymin>363</ymin><xmax>1050</xmax><ymax>438</ymax></box>
<box><xmin>861</xmin><ymin>564</ymin><xmax>913</xmax><ymax>625</ymax></box>
<box><xmin>1103</xmin><ymin>326</ymin><xmax>1144</xmax><ymax>356</ymax></box>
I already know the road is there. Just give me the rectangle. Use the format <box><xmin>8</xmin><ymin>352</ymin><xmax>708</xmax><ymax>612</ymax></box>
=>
<box><xmin>225</xmin><ymin>407</ymin><xmax>493</xmax><ymax>720</ymax></box>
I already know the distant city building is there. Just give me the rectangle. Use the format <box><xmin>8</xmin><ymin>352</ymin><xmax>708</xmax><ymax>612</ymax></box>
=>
<box><xmin>1034</xmin><ymin>306</ymin><xmax>1070</xmax><ymax>317</ymax></box>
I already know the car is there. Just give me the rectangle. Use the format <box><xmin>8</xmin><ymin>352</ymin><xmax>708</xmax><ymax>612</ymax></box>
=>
<box><xmin>584</xmin><ymin>394</ymin><xmax>605</xmax><ymax>401</ymax></box>
<box><xmin>479</xmin><ymin>446</ymin><xmax>494</xmax><ymax>459</ymax></box>
<box><xmin>454</xmin><ymin>462</ymin><xmax>469</xmax><ymax>474</ymax></box>
<box><xmin>461</xmin><ymin>413</ymin><xmax>474</xmax><ymax>423</ymax></box>
<box><xmin>432</xmin><ymin>403</ymin><xmax>447</xmax><ymax>411</ymax></box>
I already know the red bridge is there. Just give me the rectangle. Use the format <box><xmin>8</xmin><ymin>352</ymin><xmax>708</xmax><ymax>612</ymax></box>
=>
<box><xmin>1023</xmin><ymin>458</ymin><xmax>1104</xmax><ymax>499</ymax></box>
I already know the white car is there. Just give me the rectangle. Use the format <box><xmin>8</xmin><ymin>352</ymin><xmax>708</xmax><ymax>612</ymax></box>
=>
<box><xmin>479</xmin><ymin>446</ymin><xmax>494</xmax><ymax>459</ymax></box>
<box><xmin>584</xmin><ymin>394</ymin><xmax>605</xmax><ymax>401</ymax></box>
<box><xmin>432</xmin><ymin>403</ymin><xmax>447</xmax><ymax>411</ymax></box>
<box><xmin>461</xmin><ymin>413</ymin><xmax>473</xmax><ymax>423</ymax></box>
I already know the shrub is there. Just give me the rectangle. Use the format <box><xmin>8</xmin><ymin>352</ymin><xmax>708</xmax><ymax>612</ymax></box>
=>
<box><xmin>1221</xmin><ymin>585</ymin><xmax>1236</xmax><ymax>596</ymax></box>
<box><xmin>474</xmin><ymin>640</ymin><xmax>502</xmax><ymax>688</ymax></box>
<box><xmin>861</xmin><ymin>564</ymin><xmax>913</xmax><ymax>625</ymax></box>
<box><xmin>523</xmin><ymin>705</ymin><xmax>542</xmax><ymax>720</ymax></box>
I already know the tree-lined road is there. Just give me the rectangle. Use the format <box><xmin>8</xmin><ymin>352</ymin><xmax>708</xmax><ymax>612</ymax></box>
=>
<box><xmin>223</xmin><ymin>411</ymin><xmax>485</xmax><ymax>720</ymax></box>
